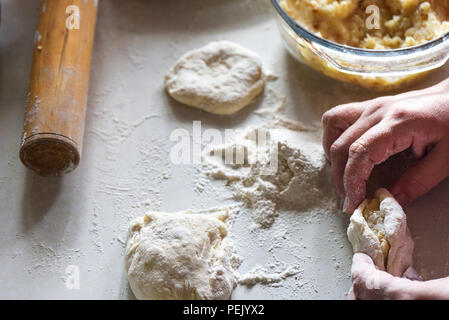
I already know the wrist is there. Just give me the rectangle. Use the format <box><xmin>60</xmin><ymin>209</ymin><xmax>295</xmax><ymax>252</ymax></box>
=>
<box><xmin>388</xmin><ymin>277</ymin><xmax>425</xmax><ymax>300</ymax></box>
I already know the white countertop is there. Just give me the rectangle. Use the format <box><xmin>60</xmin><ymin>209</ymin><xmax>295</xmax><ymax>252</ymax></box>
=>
<box><xmin>0</xmin><ymin>0</ymin><xmax>448</xmax><ymax>299</ymax></box>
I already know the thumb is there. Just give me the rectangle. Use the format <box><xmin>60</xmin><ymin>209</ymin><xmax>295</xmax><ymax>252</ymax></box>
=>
<box><xmin>351</xmin><ymin>252</ymin><xmax>376</xmax><ymax>277</ymax></box>
<box><xmin>391</xmin><ymin>142</ymin><xmax>449</xmax><ymax>206</ymax></box>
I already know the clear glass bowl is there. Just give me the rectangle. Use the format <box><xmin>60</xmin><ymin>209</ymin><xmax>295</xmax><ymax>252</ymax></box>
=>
<box><xmin>271</xmin><ymin>0</ymin><xmax>449</xmax><ymax>91</ymax></box>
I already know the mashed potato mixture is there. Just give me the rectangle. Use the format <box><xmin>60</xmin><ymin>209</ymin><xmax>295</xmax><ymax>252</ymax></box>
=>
<box><xmin>276</xmin><ymin>1</ymin><xmax>449</xmax><ymax>89</ymax></box>
<box><xmin>361</xmin><ymin>197</ymin><xmax>390</xmax><ymax>261</ymax></box>
<box><xmin>280</xmin><ymin>0</ymin><xmax>449</xmax><ymax>49</ymax></box>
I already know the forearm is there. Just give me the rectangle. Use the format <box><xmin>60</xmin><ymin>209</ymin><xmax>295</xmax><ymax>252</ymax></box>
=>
<box><xmin>415</xmin><ymin>277</ymin><xmax>449</xmax><ymax>300</ymax></box>
<box><xmin>393</xmin><ymin>277</ymin><xmax>449</xmax><ymax>300</ymax></box>
<box><xmin>395</xmin><ymin>77</ymin><xmax>449</xmax><ymax>100</ymax></box>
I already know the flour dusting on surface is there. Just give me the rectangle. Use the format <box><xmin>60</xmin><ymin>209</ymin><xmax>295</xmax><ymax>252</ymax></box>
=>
<box><xmin>237</xmin><ymin>264</ymin><xmax>303</xmax><ymax>286</ymax></box>
<box><xmin>203</xmin><ymin>105</ymin><xmax>338</xmax><ymax>229</ymax></box>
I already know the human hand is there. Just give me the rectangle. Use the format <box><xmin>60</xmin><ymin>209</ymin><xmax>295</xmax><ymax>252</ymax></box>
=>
<box><xmin>322</xmin><ymin>79</ymin><xmax>449</xmax><ymax>213</ymax></box>
<box><xmin>350</xmin><ymin>252</ymin><xmax>449</xmax><ymax>300</ymax></box>
<box><xmin>349</xmin><ymin>253</ymin><xmax>421</xmax><ymax>300</ymax></box>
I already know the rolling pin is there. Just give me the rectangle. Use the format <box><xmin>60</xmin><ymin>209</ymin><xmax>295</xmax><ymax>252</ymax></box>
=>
<box><xmin>20</xmin><ymin>0</ymin><xmax>98</xmax><ymax>176</ymax></box>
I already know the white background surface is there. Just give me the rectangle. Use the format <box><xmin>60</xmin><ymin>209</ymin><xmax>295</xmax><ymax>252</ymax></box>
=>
<box><xmin>0</xmin><ymin>0</ymin><xmax>448</xmax><ymax>299</ymax></box>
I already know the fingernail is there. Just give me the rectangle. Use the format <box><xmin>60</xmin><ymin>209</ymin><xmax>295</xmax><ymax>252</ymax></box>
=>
<box><xmin>394</xmin><ymin>193</ymin><xmax>408</xmax><ymax>206</ymax></box>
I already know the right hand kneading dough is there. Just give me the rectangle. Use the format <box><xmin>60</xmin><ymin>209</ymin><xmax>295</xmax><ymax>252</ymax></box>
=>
<box><xmin>165</xmin><ymin>41</ymin><xmax>265</xmax><ymax>115</ymax></box>
<box><xmin>347</xmin><ymin>188</ymin><xmax>414</xmax><ymax>277</ymax></box>
<box><xmin>125</xmin><ymin>208</ymin><xmax>238</xmax><ymax>300</ymax></box>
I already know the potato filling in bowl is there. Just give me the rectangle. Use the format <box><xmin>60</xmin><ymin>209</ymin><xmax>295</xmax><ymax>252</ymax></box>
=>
<box><xmin>279</xmin><ymin>0</ymin><xmax>449</xmax><ymax>49</ymax></box>
<box><xmin>274</xmin><ymin>0</ymin><xmax>449</xmax><ymax>90</ymax></box>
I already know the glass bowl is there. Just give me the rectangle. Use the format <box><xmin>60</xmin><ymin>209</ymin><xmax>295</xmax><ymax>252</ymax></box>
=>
<box><xmin>271</xmin><ymin>0</ymin><xmax>449</xmax><ymax>91</ymax></box>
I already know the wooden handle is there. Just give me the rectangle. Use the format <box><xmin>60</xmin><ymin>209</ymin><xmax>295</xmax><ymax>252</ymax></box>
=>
<box><xmin>20</xmin><ymin>0</ymin><xmax>98</xmax><ymax>176</ymax></box>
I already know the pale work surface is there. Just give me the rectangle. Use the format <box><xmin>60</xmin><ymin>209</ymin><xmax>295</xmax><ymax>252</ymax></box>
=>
<box><xmin>0</xmin><ymin>0</ymin><xmax>448</xmax><ymax>299</ymax></box>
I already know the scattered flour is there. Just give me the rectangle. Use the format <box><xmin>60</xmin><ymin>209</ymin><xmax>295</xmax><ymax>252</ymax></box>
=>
<box><xmin>203</xmin><ymin>109</ymin><xmax>337</xmax><ymax>228</ymax></box>
<box><xmin>237</xmin><ymin>264</ymin><xmax>303</xmax><ymax>286</ymax></box>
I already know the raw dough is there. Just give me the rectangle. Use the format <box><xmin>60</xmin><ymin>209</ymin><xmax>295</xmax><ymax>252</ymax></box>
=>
<box><xmin>347</xmin><ymin>188</ymin><xmax>414</xmax><ymax>276</ymax></box>
<box><xmin>125</xmin><ymin>208</ymin><xmax>239</xmax><ymax>300</ymax></box>
<box><xmin>165</xmin><ymin>41</ymin><xmax>265</xmax><ymax>115</ymax></box>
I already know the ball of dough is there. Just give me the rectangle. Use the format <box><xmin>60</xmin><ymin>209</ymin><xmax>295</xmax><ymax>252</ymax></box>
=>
<box><xmin>165</xmin><ymin>41</ymin><xmax>265</xmax><ymax>115</ymax></box>
<box><xmin>125</xmin><ymin>208</ymin><xmax>238</xmax><ymax>300</ymax></box>
<box><xmin>347</xmin><ymin>188</ymin><xmax>414</xmax><ymax>276</ymax></box>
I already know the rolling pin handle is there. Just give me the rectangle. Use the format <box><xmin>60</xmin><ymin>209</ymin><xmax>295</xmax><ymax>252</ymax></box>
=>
<box><xmin>20</xmin><ymin>0</ymin><xmax>98</xmax><ymax>176</ymax></box>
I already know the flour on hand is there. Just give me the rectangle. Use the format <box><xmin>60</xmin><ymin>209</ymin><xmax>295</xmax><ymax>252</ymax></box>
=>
<box><xmin>347</xmin><ymin>188</ymin><xmax>414</xmax><ymax>276</ymax></box>
<box><xmin>125</xmin><ymin>207</ymin><xmax>240</xmax><ymax>300</ymax></box>
<box><xmin>165</xmin><ymin>41</ymin><xmax>265</xmax><ymax>115</ymax></box>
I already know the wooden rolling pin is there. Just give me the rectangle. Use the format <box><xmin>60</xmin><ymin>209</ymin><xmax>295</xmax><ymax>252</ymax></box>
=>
<box><xmin>20</xmin><ymin>0</ymin><xmax>98</xmax><ymax>176</ymax></box>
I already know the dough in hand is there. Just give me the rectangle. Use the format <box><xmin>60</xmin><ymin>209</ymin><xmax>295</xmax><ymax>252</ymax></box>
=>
<box><xmin>165</xmin><ymin>41</ymin><xmax>265</xmax><ymax>115</ymax></box>
<box><xmin>347</xmin><ymin>188</ymin><xmax>414</xmax><ymax>276</ymax></box>
<box><xmin>125</xmin><ymin>208</ymin><xmax>238</xmax><ymax>300</ymax></box>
